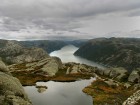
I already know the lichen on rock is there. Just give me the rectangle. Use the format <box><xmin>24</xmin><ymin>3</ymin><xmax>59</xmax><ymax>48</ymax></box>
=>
<box><xmin>0</xmin><ymin>59</ymin><xmax>32</xmax><ymax>105</ymax></box>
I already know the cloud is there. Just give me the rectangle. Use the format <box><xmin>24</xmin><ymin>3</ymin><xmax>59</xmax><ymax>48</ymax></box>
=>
<box><xmin>104</xmin><ymin>30</ymin><xmax>140</xmax><ymax>38</ymax></box>
<box><xmin>0</xmin><ymin>0</ymin><xmax>140</xmax><ymax>40</ymax></box>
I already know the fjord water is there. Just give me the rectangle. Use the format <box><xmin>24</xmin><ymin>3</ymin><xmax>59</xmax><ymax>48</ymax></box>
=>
<box><xmin>24</xmin><ymin>78</ymin><xmax>95</xmax><ymax>105</ymax></box>
<box><xmin>50</xmin><ymin>45</ymin><xmax>105</xmax><ymax>69</ymax></box>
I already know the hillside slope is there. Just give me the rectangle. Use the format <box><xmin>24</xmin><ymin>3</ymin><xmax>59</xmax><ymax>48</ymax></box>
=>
<box><xmin>74</xmin><ymin>38</ymin><xmax>140</xmax><ymax>71</ymax></box>
<box><xmin>20</xmin><ymin>40</ymin><xmax>87</xmax><ymax>53</ymax></box>
<box><xmin>0</xmin><ymin>39</ymin><xmax>49</xmax><ymax>64</ymax></box>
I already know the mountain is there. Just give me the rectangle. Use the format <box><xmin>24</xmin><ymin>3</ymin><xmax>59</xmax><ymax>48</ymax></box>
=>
<box><xmin>19</xmin><ymin>40</ymin><xmax>66</xmax><ymax>53</ymax></box>
<box><xmin>74</xmin><ymin>38</ymin><xmax>140</xmax><ymax>71</ymax></box>
<box><xmin>0</xmin><ymin>39</ymin><xmax>49</xmax><ymax>64</ymax></box>
<box><xmin>19</xmin><ymin>40</ymin><xmax>87</xmax><ymax>53</ymax></box>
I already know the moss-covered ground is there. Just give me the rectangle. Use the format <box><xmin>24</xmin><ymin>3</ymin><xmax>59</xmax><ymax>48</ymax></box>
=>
<box><xmin>12</xmin><ymin>69</ymin><xmax>93</xmax><ymax>86</ymax></box>
<box><xmin>83</xmin><ymin>79</ymin><xmax>138</xmax><ymax>105</ymax></box>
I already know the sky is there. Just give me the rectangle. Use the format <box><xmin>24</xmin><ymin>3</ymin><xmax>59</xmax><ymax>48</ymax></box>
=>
<box><xmin>0</xmin><ymin>0</ymin><xmax>140</xmax><ymax>40</ymax></box>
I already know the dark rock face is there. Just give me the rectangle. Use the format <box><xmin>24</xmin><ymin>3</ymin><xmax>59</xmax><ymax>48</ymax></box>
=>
<box><xmin>0</xmin><ymin>39</ymin><xmax>49</xmax><ymax>64</ymax></box>
<box><xmin>0</xmin><ymin>59</ymin><xmax>32</xmax><ymax>105</ymax></box>
<box><xmin>74</xmin><ymin>38</ymin><xmax>140</xmax><ymax>71</ymax></box>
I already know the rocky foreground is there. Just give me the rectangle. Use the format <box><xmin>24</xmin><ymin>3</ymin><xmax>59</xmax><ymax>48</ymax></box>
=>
<box><xmin>8</xmin><ymin>59</ymin><xmax>140</xmax><ymax>105</ymax></box>
<box><xmin>0</xmin><ymin>58</ymin><xmax>32</xmax><ymax>105</ymax></box>
<box><xmin>82</xmin><ymin>66</ymin><xmax>140</xmax><ymax>105</ymax></box>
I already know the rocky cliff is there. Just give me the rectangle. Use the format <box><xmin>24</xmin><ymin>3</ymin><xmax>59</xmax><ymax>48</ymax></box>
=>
<box><xmin>0</xmin><ymin>58</ymin><xmax>32</xmax><ymax>105</ymax></box>
<box><xmin>0</xmin><ymin>39</ymin><xmax>49</xmax><ymax>64</ymax></box>
<box><xmin>74</xmin><ymin>38</ymin><xmax>140</xmax><ymax>71</ymax></box>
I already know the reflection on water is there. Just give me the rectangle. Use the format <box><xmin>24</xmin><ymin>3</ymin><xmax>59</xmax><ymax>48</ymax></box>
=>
<box><xmin>50</xmin><ymin>45</ymin><xmax>105</xmax><ymax>69</ymax></box>
<box><xmin>36</xmin><ymin>85</ymin><xmax>47</xmax><ymax>93</ymax></box>
<box><xmin>24</xmin><ymin>78</ymin><xmax>95</xmax><ymax>105</ymax></box>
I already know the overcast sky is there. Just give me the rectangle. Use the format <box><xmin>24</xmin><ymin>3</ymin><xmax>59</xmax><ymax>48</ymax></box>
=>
<box><xmin>0</xmin><ymin>0</ymin><xmax>140</xmax><ymax>40</ymax></box>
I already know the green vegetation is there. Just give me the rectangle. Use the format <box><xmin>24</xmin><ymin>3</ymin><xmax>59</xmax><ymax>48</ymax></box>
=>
<box><xmin>12</xmin><ymin>69</ymin><xmax>93</xmax><ymax>86</ymax></box>
<box><xmin>83</xmin><ymin>79</ymin><xmax>138</xmax><ymax>105</ymax></box>
<box><xmin>74</xmin><ymin>38</ymin><xmax>140</xmax><ymax>71</ymax></box>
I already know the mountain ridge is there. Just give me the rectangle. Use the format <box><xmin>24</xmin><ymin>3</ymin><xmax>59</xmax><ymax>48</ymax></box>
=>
<box><xmin>74</xmin><ymin>38</ymin><xmax>140</xmax><ymax>71</ymax></box>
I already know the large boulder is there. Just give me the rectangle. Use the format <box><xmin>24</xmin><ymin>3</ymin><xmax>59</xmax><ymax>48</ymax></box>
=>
<box><xmin>0</xmin><ymin>72</ymin><xmax>32</xmax><ymax>105</ymax></box>
<box><xmin>41</xmin><ymin>58</ymin><xmax>62</xmax><ymax>76</ymax></box>
<box><xmin>0</xmin><ymin>58</ymin><xmax>10</xmax><ymax>75</ymax></box>
<box><xmin>0</xmin><ymin>59</ymin><xmax>32</xmax><ymax>105</ymax></box>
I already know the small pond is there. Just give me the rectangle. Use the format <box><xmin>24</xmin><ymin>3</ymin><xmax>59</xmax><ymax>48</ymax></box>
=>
<box><xmin>24</xmin><ymin>78</ymin><xmax>95</xmax><ymax>105</ymax></box>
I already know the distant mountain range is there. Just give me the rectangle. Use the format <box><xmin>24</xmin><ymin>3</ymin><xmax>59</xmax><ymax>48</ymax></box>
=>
<box><xmin>19</xmin><ymin>40</ymin><xmax>87</xmax><ymax>53</ymax></box>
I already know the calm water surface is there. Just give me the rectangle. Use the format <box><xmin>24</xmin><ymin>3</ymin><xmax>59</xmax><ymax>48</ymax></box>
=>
<box><xmin>50</xmin><ymin>45</ymin><xmax>105</xmax><ymax>69</ymax></box>
<box><xmin>24</xmin><ymin>78</ymin><xmax>95</xmax><ymax>105</ymax></box>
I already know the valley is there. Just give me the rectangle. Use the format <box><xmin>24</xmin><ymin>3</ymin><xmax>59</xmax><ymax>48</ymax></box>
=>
<box><xmin>0</xmin><ymin>38</ymin><xmax>140</xmax><ymax>105</ymax></box>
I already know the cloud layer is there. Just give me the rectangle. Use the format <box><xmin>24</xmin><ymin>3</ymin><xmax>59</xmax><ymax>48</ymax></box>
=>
<box><xmin>0</xmin><ymin>0</ymin><xmax>140</xmax><ymax>40</ymax></box>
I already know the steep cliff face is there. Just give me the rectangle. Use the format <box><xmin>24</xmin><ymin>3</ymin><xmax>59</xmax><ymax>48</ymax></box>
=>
<box><xmin>0</xmin><ymin>58</ymin><xmax>32</xmax><ymax>105</ymax></box>
<box><xmin>74</xmin><ymin>38</ymin><xmax>140</xmax><ymax>71</ymax></box>
<box><xmin>0</xmin><ymin>39</ymin><xmax>49</xmax><ymax>64</ymax></box>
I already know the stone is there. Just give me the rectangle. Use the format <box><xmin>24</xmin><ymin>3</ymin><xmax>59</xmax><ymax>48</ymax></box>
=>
<box><xmin>9</xmin><ymin>57</ymin><xmax>62</xmax><ymax>76</ymax></box>
<box><xmin>109</xmin><ymin>67</ymin><xmax>128</xmax><ymax>81</ymax></box>
<box><xmin>0</xmin><ymin>58</ymin><xmax>10</xmax><ymax>75</ymax></box>
<box><xmin>103</xmin><ymin>69</ymin><xmax>111</xmax><ymax>76</ymax></box>
<box><xmin>0</xmin><ymin>59</ymin><xmax>32</xmax><ymax>105</ymax></box>
<box><xmin>0</xmin><ymin>72</ymin><xmax>32</xmax><ymax>105</ymax></box>
<box><xmin>41</xmin><ymin>58</ymin><xmax>62</xmax><ymax>76</ymax></box>
<box><xmin>128</xmin><ymin>68</ymin><xmax>140</xmax><ymax>83</ymax></box>
<box><xmin>36</xmin><ymin>86</ymin><xmax>48</xmax><ymax>93</ymax></box>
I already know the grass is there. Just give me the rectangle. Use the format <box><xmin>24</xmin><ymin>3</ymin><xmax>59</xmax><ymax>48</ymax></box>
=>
<box><xmin>11</xmin><ymin>70</ymin><xmax>93</xmax><ymax>86</ymax></box>
<box><xmin>12</xmin><ymin>71</ymin><xmax>50</xmax><ymax>86</ymax></box>
<box><xmin>83</xmin><ymin>79</ymin><xmax>138</xmax><ymax>105</ymax></box>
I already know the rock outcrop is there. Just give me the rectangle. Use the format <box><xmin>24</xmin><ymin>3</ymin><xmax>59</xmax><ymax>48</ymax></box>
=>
<box><xmin>0</xmin><ymin>39</ymin><xmax>49</xmax><ymax>64</ymax></box>
<box><xmin>9</xmin><ymin>57</ymin><xmax>62</xmax><ymax>76</ymax></box>
<box><xmin>128</xmin><ymin>68</ymin><xmax>140</xmax><ymax>83</ymax></box>
<box><xmin>63</xmin><ymin>62</ymin><xmax>97</xmax><ymax>75</ymax></box>
<box><xmin>89</xmin><ymin>67</ymin><xmax>129</xmax><ymax>82</ymax></box>
<box><xmin>123</xmin><ymin>90</ymin><xmax>140</xmax><ymax>105</ymax></box>
<box><xmin>0</xmin><ymin>59</ymin><xmax>32</xmax><ymax>105</ymax></box>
